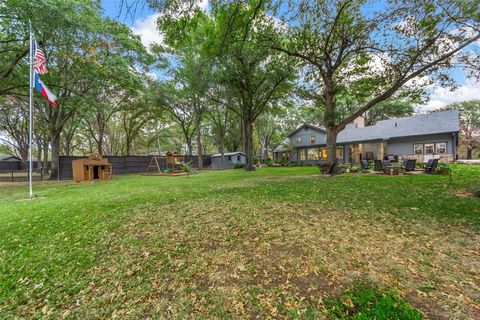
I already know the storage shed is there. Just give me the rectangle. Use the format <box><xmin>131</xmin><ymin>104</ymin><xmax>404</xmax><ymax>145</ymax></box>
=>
<box><xmin>210</xmin><ymin>152</ymin><xmax>246</xmax><ymax>170</ymax></box>
<box><xmin>72</xmin><ymin>154</ymin><xmax>112</xmax><ymax>182</ymax></box>
<box><xmin>0</xmin><ymin>155</ymin><xmax>22</xmax><ymax>171</ymax></box>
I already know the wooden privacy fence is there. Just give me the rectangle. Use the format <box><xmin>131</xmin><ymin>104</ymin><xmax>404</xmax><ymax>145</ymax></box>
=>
<box><xmin>58</xmin><ymin>155</ymin><xmax>211</xmax><ymax>180</ymax></box>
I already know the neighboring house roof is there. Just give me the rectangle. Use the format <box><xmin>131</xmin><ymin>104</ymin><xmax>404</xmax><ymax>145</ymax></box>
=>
<box><xmin>287</xmin><ymin>124</ymin><xmax>326</xmax><ymax>138</ymax></box>
<box><xmin>211</xmin><ymin>152</ymin><xmax>246</xmax><ymax>158</ymax></box>
<box><xmin>0</xmin><ymin>155</ymin><xmax>22</xmax><ymax>162</ymax></box>
<box><xmin>337</xmin><ymin>109</ymin><xmax>460</xmax><ymax>143</ymax></box>
<box><xmin>273</xmin><ymin>138</ymin><xmax>290</xmax><ymax>153</ymax></box>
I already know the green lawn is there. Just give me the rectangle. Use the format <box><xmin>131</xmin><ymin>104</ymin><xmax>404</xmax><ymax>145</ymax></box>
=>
<box><xmin>1</xmin><ymin>166</ymin><xmax>479</xmax><ymax>319</ymax></box>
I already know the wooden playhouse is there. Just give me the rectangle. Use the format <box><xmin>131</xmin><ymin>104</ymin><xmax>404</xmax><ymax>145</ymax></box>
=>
<box><xmin>72</xmin><ymin>154</ymin><xmax>112</xmax><ymax>182</ymax></box>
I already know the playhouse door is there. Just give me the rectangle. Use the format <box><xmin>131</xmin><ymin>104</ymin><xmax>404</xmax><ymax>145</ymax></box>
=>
<box><xmin>93</xmin><ymin>166</ymin><xmax>99</xmax><ymax>179</ymax></box>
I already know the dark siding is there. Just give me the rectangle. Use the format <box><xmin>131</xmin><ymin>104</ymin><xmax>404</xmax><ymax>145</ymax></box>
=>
<box><xmin>0</xmin><ymin>161</ymin><xmax>20</xmax><ymax>171</ymax></box>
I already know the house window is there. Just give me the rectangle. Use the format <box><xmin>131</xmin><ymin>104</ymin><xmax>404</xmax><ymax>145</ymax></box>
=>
<box><xmin>424</xmin><ymin>143</ymin><xmax>434</xmax><ymax>155</ymax></box>
<box><xmin>310</xmin><ymin>136</ymin><xmax>316</xmax><ymax>144</ymax></box>
<box><xmin>227</xmin><ymin>155</ymin><xmax>232</xmax><ymax>161</ymax></box>
<box><xmin>436</xmin><ymin>142</ymin><xmax>446</xmax><ymax>154</ymax></box>
<box><xmin>307</xmin><ymin>148</ymin><xmax>318</xmax><ymax>160</ymax></box>
<box><xmin>300</xmin><ymin>149</ymin><xmax>307</xmax><ymax>161</ymax></box>
<box><xmin>295</xmin><ymin>136</ymin><xmax>302</xmax><ymax>144</ymax></box>
<box><xmin>336</xmin><ymin>147</ymin><xmax>343</xmax><ymax>159</ymax></box>
<box><xmin>321</xmin><ymin>148</ymin><xmax>328</xmax><ymax>160</ymax></box>
<box><xmin>237</xmin><ymin>155</ymin><xmax>241</xmax><ymax>161</ymax></box>
<box><xmin>414</xmin><ymin>144</ymin><xmax>423</xmax><ymax>155</ymax></box>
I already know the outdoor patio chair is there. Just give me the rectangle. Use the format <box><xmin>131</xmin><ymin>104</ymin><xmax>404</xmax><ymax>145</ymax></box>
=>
<box><xmin>402</xmin><ymin>159</ymin><xmax>417</xmax><ymax>172</ymax></box>
<box><xmin>373</xmin><ymin>160</ymin><xmax>383</xmax><ymax>171</ymax></box>
<box><xmin>360</xmin><ymin>160</ymin><xmax>369</xmax><ymax>172</ymax></box>
<box><xmin>425</xmin><ymin>158</ymin><xmax>439</xmax><ymax>173</ymax></box>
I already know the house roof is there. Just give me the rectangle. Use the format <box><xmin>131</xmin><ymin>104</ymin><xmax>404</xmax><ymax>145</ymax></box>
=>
<box><xmin>0</xmin><ymin>155</ymin><xmax>21</xmax><ymax>162</ymax></box>
<box><xmin>211</xmin><ymin>152</ymin><xmax>245</xmax><ymax>158</ymax></box>
<box><xmin>337</xmin><ymin>109</ymin><xmax>460</xmax><ymax>143</ymax></box>
<box><xmin>287</xmin><ymin>124</ymin><xmax>326</xmax><ymax>138</ymax></box>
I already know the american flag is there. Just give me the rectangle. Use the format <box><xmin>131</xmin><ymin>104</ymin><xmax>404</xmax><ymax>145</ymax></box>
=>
<box><xmin>34</xmin><ymin>41</ymin><xmax>48</xmax><ymax>75</ymax></box>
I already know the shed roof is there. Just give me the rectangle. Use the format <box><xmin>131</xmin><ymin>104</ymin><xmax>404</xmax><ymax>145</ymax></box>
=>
<box><xmin>0</xmin><ymin>155</ymin><xmax>21</xmax><ymax>162</ymax></box>
<box><xmin>211</xmin><ymin>152</ymin><xmax>245</xmax><ymax>158</ymax></box>
<box><xmin>337</xmin><ymin>109</ymin><xmax>459</xmax><ymax>143</ymax></box>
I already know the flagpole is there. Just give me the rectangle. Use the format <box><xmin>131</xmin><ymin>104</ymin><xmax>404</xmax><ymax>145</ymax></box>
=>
<box><xmin>28</xmin><ymin>20</ymin><xmax>33</xmax><ymax>199</ymax></box>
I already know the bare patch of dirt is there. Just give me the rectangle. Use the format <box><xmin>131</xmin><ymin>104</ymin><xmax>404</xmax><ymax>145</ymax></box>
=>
<box><xmin>405</xmin><ymin>291</ymin><xmax>450</xmax><ymax>320</ymax></box>
<box><xmin>450</xmin><ymin>188</ymin><xmax>474</xmax><ymax>198</ymax></box>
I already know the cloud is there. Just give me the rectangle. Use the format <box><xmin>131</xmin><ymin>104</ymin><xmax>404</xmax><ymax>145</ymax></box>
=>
<box><xmin>420</xmin><ymin>79</ymin><xmax>480</xmax><ymax>111</ymax></box>
<box><xmin>131</xmin><ymin>13</ymin><xmax>164</xmax><ymax>49</ymax></box>
<box><xmin>198</xmin><ymin>0</ymin><xmax>209</xmax><ymax>11</ymax></box>
<box><xmin>130</xmin><ymin>1</ymin><xmax>209</xmax><ymax>49</ymax></box>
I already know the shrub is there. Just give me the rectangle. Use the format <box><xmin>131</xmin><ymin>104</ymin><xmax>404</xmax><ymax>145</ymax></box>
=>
<box><xmin>325</xmin><ymin>282</ymin><xmax>422</xmax><ymax>320</ymax></box>
<box><xmin>234</xmin><ymin>163</ymin><xmax>244</xmax><ymax>169</ymax></box>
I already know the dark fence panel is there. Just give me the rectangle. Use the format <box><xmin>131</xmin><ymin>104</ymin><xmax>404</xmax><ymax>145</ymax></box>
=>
<box><xmin>58</xmin><ymin>155</ymin><xmax>212</xmax><ymax>180</ymax></box>
<box><xmin>0</xmin><ymin>170</ymin><xmax>47</xmax><ymax>182</ymax></box>
<box><xmin>0</xmin><ymin>160</ymin><xmax>51</xmax><ymax>172</ymax></box>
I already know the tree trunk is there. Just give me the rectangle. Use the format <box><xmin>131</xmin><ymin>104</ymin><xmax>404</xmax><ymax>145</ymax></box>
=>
<box><xmin>186</xmin><ymin>137</ymin><xmax>193</xmax><ymax>156</ymax></box>
<box><xmin>243</xmin><ymin>117</ymin><xmax>255</xmax><ymax>171</ymax></box>
<box><xmin>42</xmin><ymin>141</ymin><xmax>49</xmax><ymax>174</ymax></box>
<box><xmin>97</xmin><ymin>130</ymin><xmax>104</xmax><ymax>155</ymax></box>
<box><xmin>50</xmin><ymin>133</ymin><xmax>60</xmax><ymax>180</ymax></box>
<box><xmin>195</xmin><ymin>116</ymin><xmax>203</xmax><ymax>169</ymax></box>
<box><xmin>220</xmin><ymin>137</ymin><xmax>225</xmax><ymax>163</ymax></box>
<box><xmin>323</xmin><ymin>74</ymin><xmax>339</xmax><ymax>175</ymax></box>
<box><xmin>36</xmin><ymin>142</ymin><xmax>42</xmax><ymax>173</ymax></box>
<box><xmin>325</xmin><ymin>128</ymin><xmax>338</xmax><ymax>175</ymax></box>
<box><xmin>18</xmin><ymin>147</ymin><xmax>28</xmax><ymax>170</ymax></box>
<box><xmin>467</xmin><ymin>147</ymin><xmax>473</xmax><ymax>160</ymax></box>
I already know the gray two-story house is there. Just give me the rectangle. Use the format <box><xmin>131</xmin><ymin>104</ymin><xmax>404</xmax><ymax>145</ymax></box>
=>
<box><xmin>273</xmin><ymin>110</ymin><xmax>459</xmax><ymax>164</ymax></box>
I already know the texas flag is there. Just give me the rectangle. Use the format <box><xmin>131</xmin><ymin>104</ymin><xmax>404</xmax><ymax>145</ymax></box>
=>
<box><xmin>34</xmin><ymin>72</ymin><xmax>58</xmax><ymax>107</ymax></box>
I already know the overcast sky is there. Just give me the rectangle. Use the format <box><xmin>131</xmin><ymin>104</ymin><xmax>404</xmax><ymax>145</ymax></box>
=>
<box><xmin>101</xmin><ymin>0</ymin><xmax>479</xmax><ymax>112</ymax></box>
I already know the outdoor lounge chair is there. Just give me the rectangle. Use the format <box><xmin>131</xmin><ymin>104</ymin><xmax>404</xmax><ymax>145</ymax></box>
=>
<box><xmin>360</xmin><ymin>160</ymin><xmax>369</xmax><ymax>172</ymax></box>
<box><xmin>374</xmin><ymin>160</ymin><xmax>383</xmax><ymax>171</ymax></box>
<box><xmin>425</xmin><ymin>158</ymin><xmax>439</xmax><ymax>173</ymax></box>
<box><xmin>402</xmin><ymin>159</ymin><xmax>417</xmax><ymax>172</ymax></box>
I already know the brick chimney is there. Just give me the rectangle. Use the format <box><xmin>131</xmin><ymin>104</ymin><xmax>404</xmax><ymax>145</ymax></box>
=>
<box><xmin>353</xmin><ymin>115</ymin><xmax>365</xmax><ymax>128</ymax></box>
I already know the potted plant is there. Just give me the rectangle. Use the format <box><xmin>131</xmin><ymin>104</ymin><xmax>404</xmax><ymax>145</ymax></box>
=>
<box><xmin>384</xmin><ymin>162</ymin><xmax>401</xmax><ymax>175</ymax></box>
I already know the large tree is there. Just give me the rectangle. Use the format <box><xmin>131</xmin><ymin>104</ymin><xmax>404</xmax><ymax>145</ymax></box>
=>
<box><xmin>440</xmin><ymin>100</ymin><xmax>480</xmax><ymax>159</ymax></box>
<box><xmin>1</xmin><ymin>0</ymin><xmax>151</xmax><ymax>178</ymax></box>
<box><xmin>268</xmin><ymin>0</ymin><xmax>480</xmax><ymax>172</ymax></box>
